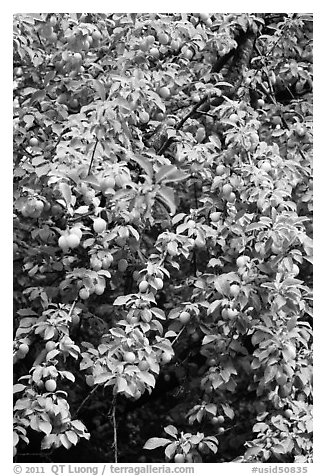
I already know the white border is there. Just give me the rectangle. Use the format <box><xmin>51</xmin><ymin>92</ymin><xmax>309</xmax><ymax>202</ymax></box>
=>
<box><xmin>4</xmin><ymin>3</ymin><xmax>323</xmax><ymax>475</ymax></box>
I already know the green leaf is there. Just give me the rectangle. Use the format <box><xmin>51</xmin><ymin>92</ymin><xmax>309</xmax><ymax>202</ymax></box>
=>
<box><xmin>65</xmin><ymin>430</ymin><xmax>78</xmax><ymax>446</ymax></box>
<box><xmin>151</xmin><ymin>308</ymin><xmax>166</xmax><ymax>319</ymax></box>
<box><xmin>205</xmin><ymin>441</ymin><xmax>218</xmax><ymax>453</ymax></box>
<box><xmin>209</xmin><ymin>441</ymin><xmax>218</xmax><ymax>454</ymax></box>
<box><xmin>246</xmin><ymin>222</ymin><xmax>265</xmax><ymax>232</ymax></box>
<box><xmin>166</xmin><ymin>129</ymin><xmax>176</xmax><ymax>139</ymax></box>
<box><xmin>44</xmin><ymin>70</ymin><xmax>55</xmax><ymax>87</ymax></box>
<box><xmin>46</xmin><ymin>349</ymin><xmax>60</xmax><ymax>361</ymax></box>
<box><xmin>205</xmin><ymin>403</ymin><xmax>217</xmax><ymax>415</ymax></box>
<box><xmin>244</xmin><ymin>446</ymin><xmax>263</xmax><ymax>458</ymax></box>
<box><xmin>39</xmin><ymin>420</ymin><xmax>52</xmax><ymax>435</ymax></box>
<box><xmin>139</xmin><ymin>371</ymin><xmax>155</xmax><ymax>388</ymax></box>
<box><xmin>190</xmin><ymin>434</ymin><xmax>203</xmax><ymax>444</ymax></box>
<box><xmin>30</xmin><ymin>89</ymin><xmax>45</xmax><ymax>105</ymax></box>
<box><xmin>84</xmin><ymin>174</ymin><xmax>100</xmax><ymax>187</ymax></box>
<box><xmin>165</xmin><ymin>441</ymin><xmax>178</xmax><ymax>459</ymax></box>
<box><xmin>113</xmin><ymin>295</ymin><xmax>131</xmax><ymax>306</ymax></box>
<box><xmin>264</xmin><ymin>364</ymin><xmax>277</xmax><ymax>383</ymax></box>
<box><xmin>60</xmin><ymin>433</ymin><xmax>72</xmax><ymax>450</ymax></box>
<box><xmin>60</xmin><ymin>371</ymin><xmax>75</xmax><ymax>382</ymax></box>
<box><xmin>287</xmin><ymin>316</ymin><xmax>297</xmax><ymax>331</ymax></box>
<box><xmin>207</xmin><ymin>300</ymin><xmax>221</xmax><ymax>315</ymax></box>
<box><xmin>253</xmin><ymin>422</ymin><xmax>269</xmax><ymax>433</ymax></box>
<box><xmin>214</xmin><ymin>276</ymin><xmax>230</xmax><ymax>295</ymax></box>
<box><xmin>110</xmin><ymin>328</ymin><xmax>126</xmax><ymax>337</ymax></box>
<box><xmin>93</xmin><ymin>79</ymin><xmax>106</xmax><ymax>100</ymax></box>
<box><xmin>164</xmin><ymin>425</ymin><xmax>178</xmax><ymax>438</ymax></box>
<box><xmin>216</xmin><ymin>81</ymin><xmax>233</xmax><ymax>88</ymax></box>
<box><xmin>94</xmin><ymin>372</ymin><xmax>112</xmax><ymax>384</ymax></box>
<box><xmin>221</xmin><ymin>403</ymin><xmax>234</xmax><ymax>419</ymax></box>
<box><xmin>155</xmin><ymin>165</ymin><xmax>190</xmax><ymax>184</ymax></box>
<box><xmin>156</xmin><ymin>186</ymin><xmax>176</xmax><ymax>215</ymax></box>
<box><xmin>147</xmin><ymin>91</ymin><xmax>166</xmax><ymax>112</ymax></box>
<box><xmin>71</xmin><ymin>420</ymin><xmax>87</xmax><ymax>433</ymax></box>
<box><xmin>172</xmin><ymin>213</ymin><xmax>186</xmax><ymax>225</ymax></box>
<box><xmin>131</xmin><ymin>154</ymin><xmax>153</xmax><ymax>180</ymax></box>
<box><xmin>165</xmin><ymin>330</ymin><xmax>177</xmax><ymax>338</ymax></box>
<box><xmin>41</xmin><ymin>434</ymin><xmax>57</xmax><ymax>450</ymax></box>
<box><xmin>205</xmin><ymin>435</ymin><xmax>219</xmax><ymax>444</ymax></box>
<box><xmin>13</xmin><ymin>431</ymin><xmax>19</xmax><ymax>446</ymax></box>
<box><xmin>13</xmin><ymin>384</ymin><xmax>26</xmax><ymax>394</ymax></box>
<box><xmin>59</xmin><ymin>183</ymin><xmax>72</xmax><ymax>208</ymax></box>
<box><xmin>143</xmin><ymin>437</ymin><xmax>171</xmax><ymax>450</ymax></box>
<box><xmin>202</xmin><ymin>335</ymin><xmax>217</xmax><ymax>345</ymax></box>
<box><xmin>17</xmin><ymin>308</ymin><xmax>38</xmax><ymax>317</ymax></box>
<box><xmin>128</xmin><ymin>226</ymin><xmax>140</xmax><ymax>241</ymax></box>
<box><xmin>209</xmin><ymin>134</ymin><xmax>221</xmax><ymax>148</ymax></box>
<box><xmin>116</xmin><ymin>376</ymin><xmax>128</xmax><ymax>393</ymax></box>
<box><xmin>272</xmin><ymin>443</ymin><xmax>286</xmax><ymax>454</ymax></box>
<box><xmin>197</xmin><ymin>408</ymin><xmax>205</xmax><ymax>422</ymax></box>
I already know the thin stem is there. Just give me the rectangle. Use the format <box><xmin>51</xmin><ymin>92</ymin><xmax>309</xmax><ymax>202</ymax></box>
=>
<box><xmin>111</xmin><ymin>394</ymin><xmax>118</xmax><ymax>463</ymax></box>
<box><xmin>36</xmin><ymin>31</ymin><xmax>45</xmax><ymax>48</ymax></box>
<box><xmin>157</xmin><ymin>94</ymin><xmax>211</xmax><ymax>156</ymax></box>
<box><xmin>176</xmin><ymin>94</ymin><xmax>210</xmax><ymax>131</ymax></box>
<box><xmin>193</xmin><ymin>248</ymin><xmax>198</xmax><ymax>276</ymax></box>
<box><xmin>245</xmin><ymin>151</ymin><xmax>253</xmax><ymax>166</ymax></box>
<box><xmin>158</xmin><ymin>249</ymin><xmax>168</xmax><ymax>267</ymax></box>
<box><xmin>193</xmin><ymin>182</ymin><xmax>198</xmax><ymax>208</ymax></box>
<box><xmin>171</xmin><ymin>326</ymin><xmax>185</xmax><ymax>346</ymax></box>
<box><xmin>68</xmin><ymin>299</ymin><xmax>77</xmax><ymax>320</ymax></box>
<box><xmin>87</xmin><ymin>137</ymin><xmax>99</xmax><ymax>175</ymax></box>
<box><xmin>192</xmin><ymin>182</ymin><xmax>198</xmax><ymax>276</ymax></box>
<box><xmin>69</xmin><ymin>211</ymin><xmax>94</xmax><ymax>223</ymax></box>
<box><xmin>19</xmin><ymin>146</ymin><xmax>41</xmax><ymax>159</ymax></box>
<box><xmin>74</xmin><ymin>384</ymin><xmax>100</xmax><ymax>417</ymax></box>
<box><xmin>51</xmin><ymin>128</ymin><xmax>70</xmax><ymax>151</ymax></box>
<box><xmin>196</xmin><ymin>111</ymin><xmax>216</xmax><ymax>118</ymax></box>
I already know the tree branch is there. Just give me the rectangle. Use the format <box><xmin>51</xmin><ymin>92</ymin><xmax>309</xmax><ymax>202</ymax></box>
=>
<box><xmin>111</xmin><ymin>394</ymin><xmax>118</xmax><ymax>463</ymax></box>
<box><xmin>87</xmin><ymin>138</ymin><xmax>99</xmax><ymax>175</ymax></box>
<box><xmin>74</xmin><ymin>384</ymin><xmax>100</xmax><ymax>417</ymax></box>
<box><xmin>156</xmin><ymin>93</ymin><xmax>212</xmax><ymax>156</ymax></box>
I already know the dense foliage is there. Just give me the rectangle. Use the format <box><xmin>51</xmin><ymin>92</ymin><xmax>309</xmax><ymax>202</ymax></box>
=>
<box><xmin>13</xmin><ymin>13</ymin><xmax>313</xmax><ymax>463</ymax></box>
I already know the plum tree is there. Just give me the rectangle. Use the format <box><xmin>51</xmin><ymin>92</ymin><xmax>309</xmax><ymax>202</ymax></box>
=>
<box><xmin>13</xmin><ymin>12</ymin><xmax>312</xmax><ymax>465</ymax></box>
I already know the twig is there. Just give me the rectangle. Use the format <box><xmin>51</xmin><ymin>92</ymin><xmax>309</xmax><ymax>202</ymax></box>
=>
<box><xmin>68</xmin><ymin>299</ymin><xmax>77</xmax><ymax>320</ymax></box>
<box><xmin>111</xmin><ymin>394</ymin><xmax>118</xmax><ymax>463</ymax></box>
<box><xmin>158</xmin><ymin>250</ymin><xmax>168</xmax><ymax>267</ymax></box>
<box><xmin>87</xmin><ymin>138</ymin><xmax>99</xmax><ymax>175</ymax></box>
<box><xmin>193</xmin><ymin>248</ymin><xmax>198</xmax><ymax>277</ymax></box>
<box><xmin>245</xmin><ymin>150</ymin><xmax>253</xmax><ymax>166</ymax></box>
<box><xmin>19</xmin><ymin>146</ymin><xmax>41</xmax><ymax>159</ymax></box>
<box><xmin>36</xmin><ymin>32</ymin><xmax>45</xmax><ymax>48</ymax></box>
<box><xmin>51</xmin><ymin>128</ymin><xmax>70</xmax><ymax>151</ymax></box>
<box><xmin>68</xmin><ymin>210</ymin><xmax>94</xmax><ymax>223</ymax></box>
<box><xmin>193</xmin><ymin>182</ymin><xmax>198</xmax><ymax>208</ymax></box>
<box><xmin>196</xmin><ymin>111</ymin><xmax>216</xmax><ymax>118</ymax></box>
<box><xmin>192</xmin><ymin>182</ymin><xmax>198</xmax><ymax>276</ymax></box>
<box><xmin>74</xmin><ymin>384</ymin><xmax>100</xmax><ymax>417</ymax></box>
<box><xmin>176</xmin><ymin>94</ymin><xmax>210</xmax><ymax>131</ymax></box>
<box><xmin>171</xmin><ymin>327</ymin><xmax>185</xmax><ymax>346</ymax></box>
<box><xmin>157</xmin><ymin>94</ymin><xmax>211</xmax><ymax>156</ymax></box>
